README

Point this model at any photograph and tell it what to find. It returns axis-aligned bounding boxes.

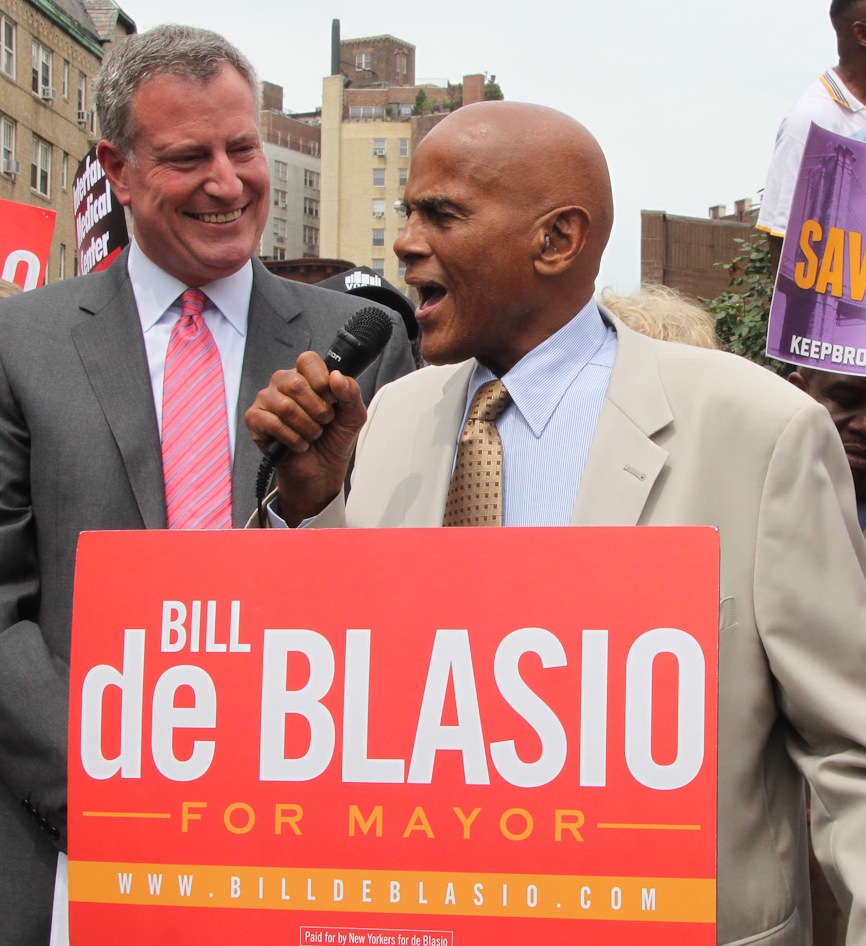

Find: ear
[788,370,807,392]
[853,20,866,46]
[96,139,133,208]
[533,206,591,276]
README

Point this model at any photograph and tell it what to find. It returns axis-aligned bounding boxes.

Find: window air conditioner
[41,87,57,102]
[372,211,385,218]
[2,158,20,175]
[373,148,386,157]
[77,110,91,125]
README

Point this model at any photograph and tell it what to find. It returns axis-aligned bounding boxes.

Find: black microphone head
[324,305,394,378]
[344,306,393,349]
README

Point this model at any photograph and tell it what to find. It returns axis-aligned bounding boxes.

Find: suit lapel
[71,252,167,528]
[571,314,672,526]
[231,262,309,526]
[403,362,473,526]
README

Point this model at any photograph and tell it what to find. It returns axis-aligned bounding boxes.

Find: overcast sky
[125,0,834,293]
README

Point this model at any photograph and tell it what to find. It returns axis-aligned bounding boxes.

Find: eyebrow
[413,195,464,215]
[153,132,260,157]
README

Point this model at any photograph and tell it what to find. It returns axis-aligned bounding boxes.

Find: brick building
[0,0,134,282]
[641,199,757,300]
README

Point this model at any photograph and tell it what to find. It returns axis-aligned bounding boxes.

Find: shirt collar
[821,69,866,112]
[467,298,615,436]
[127,238,252,337]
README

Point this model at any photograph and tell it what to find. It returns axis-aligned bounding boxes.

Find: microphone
[264,306,393,465]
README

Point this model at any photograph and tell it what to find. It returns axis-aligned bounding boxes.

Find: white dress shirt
[127,239,251,458]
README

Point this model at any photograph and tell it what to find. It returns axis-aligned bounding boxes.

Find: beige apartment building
[0,0,134,282]
[320,34,490,293]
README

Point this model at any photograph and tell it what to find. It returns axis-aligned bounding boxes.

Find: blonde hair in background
[601,284,719,350]
[0,279,22,299]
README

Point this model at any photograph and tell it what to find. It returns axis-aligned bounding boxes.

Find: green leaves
[702,235,789,374]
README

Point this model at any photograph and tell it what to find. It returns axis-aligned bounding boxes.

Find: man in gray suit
[0,24,414,946]
[247,102,866,945]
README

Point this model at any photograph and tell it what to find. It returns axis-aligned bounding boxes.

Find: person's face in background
[790,367,866,502]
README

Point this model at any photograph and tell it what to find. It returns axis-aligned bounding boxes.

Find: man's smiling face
[101,65,270,286]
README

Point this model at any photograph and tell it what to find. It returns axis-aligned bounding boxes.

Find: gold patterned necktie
[443,379,511,527]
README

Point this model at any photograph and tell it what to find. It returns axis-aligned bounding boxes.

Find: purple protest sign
[768,123,866,374]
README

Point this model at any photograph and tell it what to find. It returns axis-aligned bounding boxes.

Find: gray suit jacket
[311,313,866,946]
[0,249,415,946]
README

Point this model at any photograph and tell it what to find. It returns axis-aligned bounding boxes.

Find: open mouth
[417,283,447,312]
[187,208,244,224]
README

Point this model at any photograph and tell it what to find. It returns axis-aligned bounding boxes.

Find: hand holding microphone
[265,306,393,464]
[247,307,393,525]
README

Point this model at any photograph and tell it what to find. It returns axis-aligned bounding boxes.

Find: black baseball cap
[317,266,418,340]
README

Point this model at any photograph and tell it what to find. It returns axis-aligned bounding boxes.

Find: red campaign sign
[67,527,719,946]
[0,197,56,289]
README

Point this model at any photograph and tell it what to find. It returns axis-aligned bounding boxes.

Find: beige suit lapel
[402,361,474,526]
[571,314,673,526]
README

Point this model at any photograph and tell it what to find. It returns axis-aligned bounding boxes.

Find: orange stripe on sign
[69,862,715,923]
[82,812,171,819]
[596,823,701,831]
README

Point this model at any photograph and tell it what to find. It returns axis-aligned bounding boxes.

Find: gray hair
[94,24,259,155]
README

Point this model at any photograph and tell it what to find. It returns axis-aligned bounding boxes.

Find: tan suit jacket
[311,314,866,946]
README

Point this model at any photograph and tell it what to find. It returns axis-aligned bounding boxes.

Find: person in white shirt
[758,0,866,273]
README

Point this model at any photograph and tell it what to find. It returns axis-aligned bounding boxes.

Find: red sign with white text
[0,197,56,289]
[68,527,719,945]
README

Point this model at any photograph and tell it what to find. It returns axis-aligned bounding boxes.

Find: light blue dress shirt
[458,298,617,526]
[127,239,251,459]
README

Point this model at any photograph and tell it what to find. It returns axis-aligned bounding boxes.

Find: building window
[62,60,69,99]
[304,197,319,218]
[303,225,319,247]
[372,168,385,187]
[1,16,15,79]
[77,73,86,114]
[31,135,51,196]
[1,116,15,174]
[373,138,386,157]
[273,159,288,181]
[372,198,385,218]
[355,51,372,71]
[59,244,66,280]
[372,228,385,247]
[371,258,385,277]
[273,247,286,260]
[399,138,409,158]
[31,41,52,97]
[304,169,320,189]
[61,151,68,189]
[398,260,407,279]
[349,105,385,122]
[273,217,287,241]
[395,53,407,77]
[399,168,408,188]
[273,188,287,209]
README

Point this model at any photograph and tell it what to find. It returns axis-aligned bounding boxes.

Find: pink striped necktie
[161,288,233,529]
